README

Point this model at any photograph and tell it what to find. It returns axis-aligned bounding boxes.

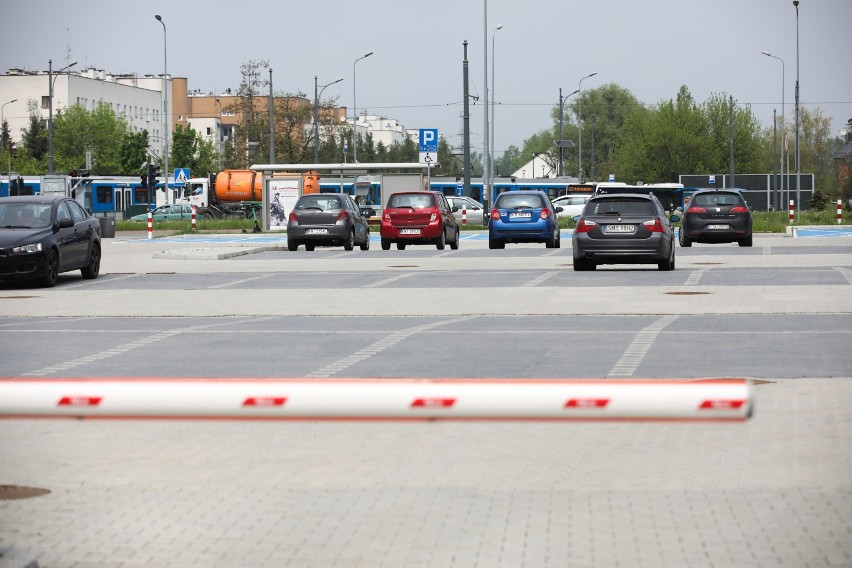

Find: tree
[51,102,128,173]
[704,93,765,175]
[20,99,48,163]
[119,130,149,175]
[170,124,199,173]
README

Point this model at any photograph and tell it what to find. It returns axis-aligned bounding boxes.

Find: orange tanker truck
[184,170,319,219]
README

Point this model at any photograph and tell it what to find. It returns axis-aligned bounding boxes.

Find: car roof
[589,192,654,201]
[498,190,546,196]
[0,195,67,204]
[692,188,742,195]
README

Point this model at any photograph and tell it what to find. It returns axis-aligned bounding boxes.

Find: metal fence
[679,174,814,211]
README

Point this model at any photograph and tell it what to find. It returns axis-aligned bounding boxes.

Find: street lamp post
[215,98,223,171]
[558,88,579,177]
[314,76,343,164]
[793,0,801,220]
[48,60,77,174]
[577,72,597,182]
[2,98,17,187]
[352,51,373,163]
[761,50,785,211]
[490,24,502,195]
[154,15,169,204]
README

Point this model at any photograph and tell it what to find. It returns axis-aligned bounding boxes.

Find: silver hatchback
[287,193,370,252]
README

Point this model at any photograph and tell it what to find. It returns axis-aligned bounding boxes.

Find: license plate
[603,224,635,233]
[707,224,729,230]
[509,212,531,219]
[400,228,421,235]
[305,229,328,235]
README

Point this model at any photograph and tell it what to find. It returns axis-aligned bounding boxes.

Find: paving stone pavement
[1,378,851,567]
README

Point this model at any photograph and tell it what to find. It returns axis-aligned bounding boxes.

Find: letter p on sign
[419,129,438,153]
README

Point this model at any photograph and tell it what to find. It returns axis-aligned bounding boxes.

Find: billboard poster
[267,178,300,231]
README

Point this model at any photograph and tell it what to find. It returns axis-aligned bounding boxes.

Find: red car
[380,191,460,250]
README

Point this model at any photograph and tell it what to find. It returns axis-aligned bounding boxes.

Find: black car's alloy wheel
[41,249,59,287]
[81,243,100,279]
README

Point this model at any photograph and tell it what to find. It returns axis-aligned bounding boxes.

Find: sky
[2,0,850,161]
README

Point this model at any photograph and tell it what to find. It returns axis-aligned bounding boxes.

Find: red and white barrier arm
[0,378,753,421]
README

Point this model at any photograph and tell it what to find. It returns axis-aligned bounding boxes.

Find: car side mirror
[555,206,563,213]
[572,215,581,223]
[669,213,681,223]
[451,206,459,213]
[58,218,74,229]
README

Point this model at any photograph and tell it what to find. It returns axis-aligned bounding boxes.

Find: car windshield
[388,194,433,209]
[297,196,341,210]
[0,203,53,229]
[588,198,654,216]
[497,195,544,209]
[693,193,743,207]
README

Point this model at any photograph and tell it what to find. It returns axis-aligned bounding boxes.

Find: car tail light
[575,219,596,233]
[686,206,707,214]
[337,210,349,222]
[540,208,550,220]
[490,209,501,221]
[288,211,298,223]
[729,206,749,213]
[643,218,664,233]
[429,212,437,222]
[383,213,391,223]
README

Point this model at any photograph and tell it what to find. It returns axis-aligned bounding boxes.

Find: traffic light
[140,174,148,188]
[147,163,159,189]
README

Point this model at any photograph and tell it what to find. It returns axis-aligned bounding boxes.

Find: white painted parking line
[685,267,708,286]
[362,273,417,288]
[607,315,680,378]
[834,267,852,285]
[522,271,558,287]
[207,274,277,289]
[306,316,476,378]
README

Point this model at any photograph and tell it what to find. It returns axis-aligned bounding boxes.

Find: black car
[572,193,677,271]
[287,193,370,251]
[679,189,753,247]
[0,195,102,287]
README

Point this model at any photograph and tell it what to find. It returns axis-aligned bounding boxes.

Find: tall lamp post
[761,51,785,211]
[314,76,343,164]
[2,98,17,186]
[489,24,502,193]
[558,88,579,177]
[48,60,77,174]
[154,14,169,204]
[577,72,597,182]
[793,0,801,220]
[215,98,223,171]
[352,51,373,163]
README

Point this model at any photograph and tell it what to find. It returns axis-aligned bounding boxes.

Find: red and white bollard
[838,199,843,225]
[191,206,197,232]
[147,211,153,240]
[789,199,795,224]
[462,208,467,224]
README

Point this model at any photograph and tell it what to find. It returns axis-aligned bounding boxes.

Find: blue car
[488,190,562,249]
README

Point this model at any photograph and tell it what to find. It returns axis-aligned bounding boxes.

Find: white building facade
[0,67,167,149]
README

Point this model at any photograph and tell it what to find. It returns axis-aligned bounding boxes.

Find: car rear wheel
[305,244,315,252]
[41,249,59,287]
[545,227,559,248]
[381,238,391,251]
[658,244,675,271]
[436,230,446,250]
[450,230,459,250]
[397,243,406,250]
[360,233,370,251]
[288,239,299,251]
[81,242,100,279]
[739,235,753,247]
[344,229,355,251]
[573,258,595,271]
[488,239,504,249]
[678,230,692,247]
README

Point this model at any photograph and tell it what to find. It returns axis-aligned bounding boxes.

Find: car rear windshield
[388,194,434,209]
[496,194,545,209]
[587,198,655,216]
[296,196,341,210]
[692,193,744,207]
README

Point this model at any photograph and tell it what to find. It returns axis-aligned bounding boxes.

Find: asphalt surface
[1,230,850,567]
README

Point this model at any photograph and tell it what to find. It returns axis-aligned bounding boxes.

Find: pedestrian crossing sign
[174,168,190,185]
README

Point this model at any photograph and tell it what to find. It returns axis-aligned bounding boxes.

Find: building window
[41,96,49,109]
[206,127,212,136]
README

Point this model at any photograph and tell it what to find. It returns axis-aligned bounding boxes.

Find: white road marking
[607,315,680,378]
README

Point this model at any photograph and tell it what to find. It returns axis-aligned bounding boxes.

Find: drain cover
[0,485,51,500]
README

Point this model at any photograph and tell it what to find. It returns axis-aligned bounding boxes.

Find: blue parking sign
[419,129,438,153]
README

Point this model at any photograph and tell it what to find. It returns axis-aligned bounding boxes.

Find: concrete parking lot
[1,231,850,567]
